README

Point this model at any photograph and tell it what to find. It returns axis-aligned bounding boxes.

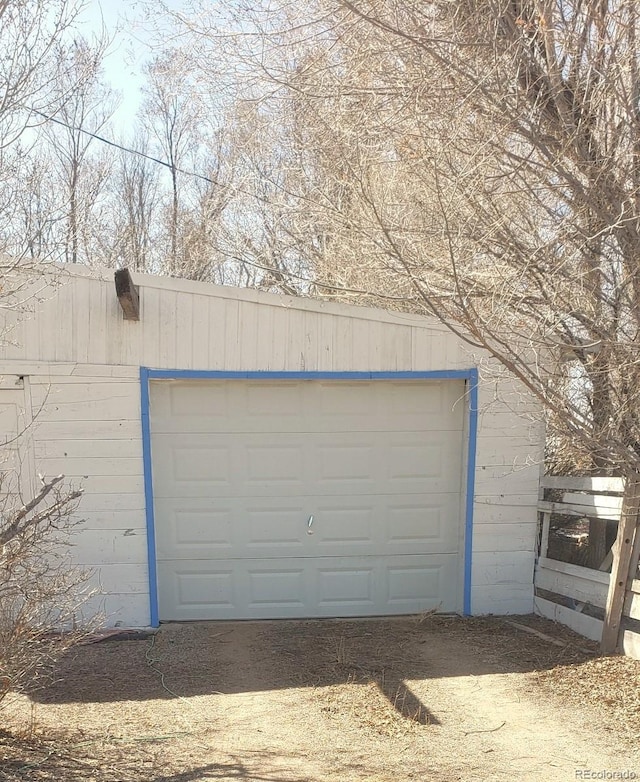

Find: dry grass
[533,655,640,744]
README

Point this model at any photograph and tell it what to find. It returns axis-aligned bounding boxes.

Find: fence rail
[534,475,640,658]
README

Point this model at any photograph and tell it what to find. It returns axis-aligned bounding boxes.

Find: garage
[148,377,466,620]
[0,267,544,626]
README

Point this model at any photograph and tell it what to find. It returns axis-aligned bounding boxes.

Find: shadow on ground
[148,754,370,782]
[0,731,343,782]
[150,762,307,782]
[31,615,596,728]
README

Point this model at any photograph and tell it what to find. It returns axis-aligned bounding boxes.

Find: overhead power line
[27,106,219,186]
[23,107,414,304]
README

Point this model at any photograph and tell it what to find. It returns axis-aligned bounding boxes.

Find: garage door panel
[384,496,461,551]
[386,441,460,493]
[154,431,462,498]
[312,505,373,545]
[151,380,465,434]
[245,506,308,546]
[167,381,228,418]
[155,493,460,559]
[167,507,235,551]
[317,566,374,608]
[316,443,376,484]
[364,380,463,420]
[316,382,382,417]
[246,444,305,484]
[174,568,235,609]
[248,569,307,608]
[153,433,309,497]
[245,382,306,417]
[158,555,459,620]
[171,445,231,484]
[156,499,308,558]
[312,494,460,555]
[387,563,445,604]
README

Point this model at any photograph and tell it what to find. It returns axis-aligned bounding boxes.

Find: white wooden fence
[534,476,640,658]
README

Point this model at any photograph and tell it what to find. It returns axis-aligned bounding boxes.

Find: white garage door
[150,379,466,620]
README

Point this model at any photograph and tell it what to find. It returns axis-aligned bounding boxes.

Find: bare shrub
[0,474,97,705]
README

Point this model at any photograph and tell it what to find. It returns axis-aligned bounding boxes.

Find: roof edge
[60,263,452,332]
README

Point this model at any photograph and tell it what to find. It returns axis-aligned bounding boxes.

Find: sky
[76,0,188,133]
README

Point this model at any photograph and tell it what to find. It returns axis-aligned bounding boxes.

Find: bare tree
[2,148,65,261]
[0,0,97,261]
[142,49,207,274]
[42,36,117,266]
[170,1,640,488]
[109,132,162,273]
[201,99,314,292]
[0,0,84,154]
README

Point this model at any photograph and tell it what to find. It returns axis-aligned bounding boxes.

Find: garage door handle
[307,515,314,535]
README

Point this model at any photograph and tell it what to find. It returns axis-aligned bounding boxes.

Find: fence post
[601,477,640,655]
[539,512,551,560]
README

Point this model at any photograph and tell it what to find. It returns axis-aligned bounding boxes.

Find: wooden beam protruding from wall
[115,268,140,321]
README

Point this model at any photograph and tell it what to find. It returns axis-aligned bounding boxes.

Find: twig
[145,634,225,703]
[210,630,235,640]
[0,476,64,547]
[463,721,506,736]
[73,731,195,747]
[503,619,594,655]
[503,619,567,647]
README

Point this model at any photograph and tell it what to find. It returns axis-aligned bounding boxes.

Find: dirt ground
[1,615,639,782]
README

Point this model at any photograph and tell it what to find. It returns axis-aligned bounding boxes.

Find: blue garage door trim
[140,368,479,627]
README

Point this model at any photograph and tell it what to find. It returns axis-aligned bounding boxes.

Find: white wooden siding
[0,266,544,625]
